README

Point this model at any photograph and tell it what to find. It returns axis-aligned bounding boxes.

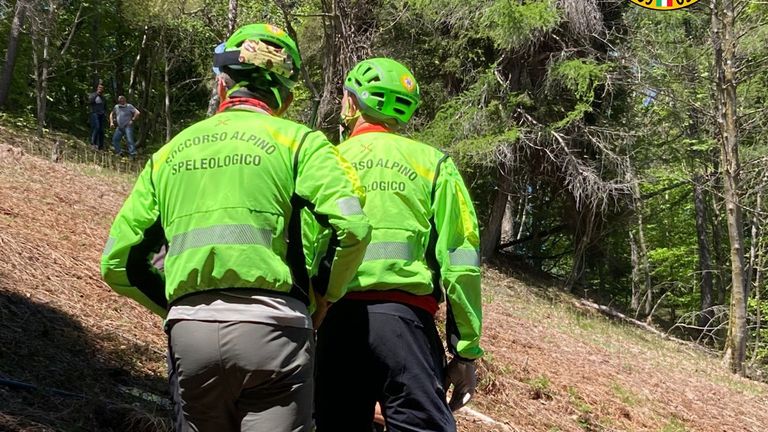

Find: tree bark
[206,0,239,117]
[29,1,83,135]
[128,26,149,98]
[712,0,747,376]
[137,47,154,148]
[276,0,322,126]
[114,0,125,96]
[32,46,47,136]
[317,0,375,130]
[90,3,99,86]
[710,165,728,305]
[481,163,512,260]
[694,178,715,330]
[0,0,27,108]
[227,0,238,37]
[629,171,652,314]
[752,237,763,363]
[630,231,640,311]
[163,33,172,142]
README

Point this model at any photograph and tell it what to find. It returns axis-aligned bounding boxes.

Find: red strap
[344,290,439,316]
[217,97,273,115]
[350,123,390,137]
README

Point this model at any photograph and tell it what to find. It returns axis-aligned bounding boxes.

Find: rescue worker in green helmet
[313,58,483,431]
[101,23,371,431]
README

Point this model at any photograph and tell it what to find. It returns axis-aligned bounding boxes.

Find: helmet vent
[370,91,385,100]
[395,96,413,107]
[393,107,406,115]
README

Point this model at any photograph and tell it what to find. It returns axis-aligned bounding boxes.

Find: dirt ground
[1,136,767,431]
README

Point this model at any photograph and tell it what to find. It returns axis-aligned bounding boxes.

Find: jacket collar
[217,97,273,115]
[350,123,390,137]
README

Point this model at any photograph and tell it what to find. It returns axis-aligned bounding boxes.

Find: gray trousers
[168,320,314,432]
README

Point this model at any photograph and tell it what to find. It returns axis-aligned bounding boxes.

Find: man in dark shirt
[88,83,107,150]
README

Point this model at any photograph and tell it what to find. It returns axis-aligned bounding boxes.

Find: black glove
[444,357,477,411]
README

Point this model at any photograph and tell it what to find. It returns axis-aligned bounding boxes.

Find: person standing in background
[88,83,107,150]
[109,95,140,158]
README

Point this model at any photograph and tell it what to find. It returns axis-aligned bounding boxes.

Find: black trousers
[315,300,455,432]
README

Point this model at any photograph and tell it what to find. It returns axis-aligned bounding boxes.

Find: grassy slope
[0,128,766,431]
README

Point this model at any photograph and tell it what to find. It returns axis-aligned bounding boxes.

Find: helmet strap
[340,92,362,132]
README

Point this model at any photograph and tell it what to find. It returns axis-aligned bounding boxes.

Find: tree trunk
[317,0,375,130]
[0,0,27,108]
[630,231,640,311]
[629,176,652,315]
[206,0,239,117]
[276,0,322,126]
[128,26,149,98]
[481,163,512,260]
[747,181,764,362]
[712,0,747,376]
[638,217,652,315]
[752,237,763,363]
[28,0,82,135]
[318,0,340,129]
[90,4,99,86]
[515,188,528,240]
[163,34,172,142]
[710,165,727,305]
[137,48,154,148]
[694,178,715,331]
[114,0,125,95]
[32,28,51,137]
[227,0,238,36]
[568,207,596,293]
[500,197,514,245]
[747,190,761,296]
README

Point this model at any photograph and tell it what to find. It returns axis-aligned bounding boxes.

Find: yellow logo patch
[400,74,416,92]
[266,24,286,36]
[629,0,700,10]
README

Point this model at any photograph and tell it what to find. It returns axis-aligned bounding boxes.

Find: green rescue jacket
[307,130,483,359]
[101,108,371,317]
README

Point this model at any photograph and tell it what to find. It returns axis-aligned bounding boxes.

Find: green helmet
[214,24,301,105]
[344,58,420,126]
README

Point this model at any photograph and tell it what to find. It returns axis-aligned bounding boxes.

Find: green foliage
[610,382,637,407]
[481,0,560,50]
[418,71,525,165]
[526,374,553,400]
[567,386,592,414]
[549,59,611,104]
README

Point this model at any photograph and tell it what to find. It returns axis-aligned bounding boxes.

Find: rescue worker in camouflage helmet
[311,57,484,431]
[101,23,371,431]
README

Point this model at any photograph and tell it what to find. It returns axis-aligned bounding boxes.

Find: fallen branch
[457,406,516,431]
[572,299,715,354]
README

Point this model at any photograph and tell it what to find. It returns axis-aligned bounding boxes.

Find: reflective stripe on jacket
[101,108,371,317]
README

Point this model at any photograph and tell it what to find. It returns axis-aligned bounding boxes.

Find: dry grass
[459,268,768,431]
[0,138,169,431]
[1,127,768,431]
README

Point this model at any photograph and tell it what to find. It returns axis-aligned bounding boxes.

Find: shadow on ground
[0,290,171,432]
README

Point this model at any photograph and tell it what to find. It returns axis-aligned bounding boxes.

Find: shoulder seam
[431,154,450,204]
[292,130,314,183]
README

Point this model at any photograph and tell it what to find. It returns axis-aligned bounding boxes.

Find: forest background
[0,0,767,378]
